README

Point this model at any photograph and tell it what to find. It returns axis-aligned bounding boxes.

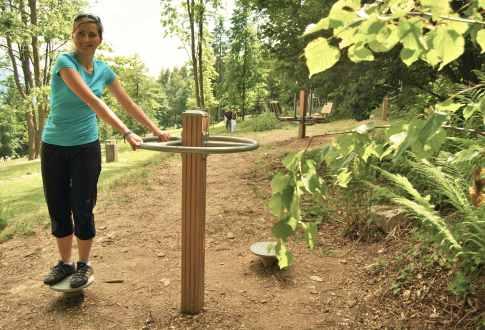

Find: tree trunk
[197,1,205,109]
[187,0,201,108]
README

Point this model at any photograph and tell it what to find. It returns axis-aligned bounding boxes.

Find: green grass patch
[0,140,169,242]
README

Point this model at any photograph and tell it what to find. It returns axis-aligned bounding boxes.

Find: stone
[370,205,408,233]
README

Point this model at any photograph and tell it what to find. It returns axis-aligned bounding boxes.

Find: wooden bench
[310,102,333,123]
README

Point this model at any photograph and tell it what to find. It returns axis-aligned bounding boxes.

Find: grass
[0,140,170,241]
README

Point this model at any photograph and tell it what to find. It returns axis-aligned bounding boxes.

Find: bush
[238,112,283,132]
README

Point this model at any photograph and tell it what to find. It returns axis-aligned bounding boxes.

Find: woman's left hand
[155,130,170,142]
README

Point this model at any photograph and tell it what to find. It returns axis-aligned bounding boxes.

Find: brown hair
[73,14,103,38]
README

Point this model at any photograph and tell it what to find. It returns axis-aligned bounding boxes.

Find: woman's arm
[59,68,142,149]
[108,78,169,141]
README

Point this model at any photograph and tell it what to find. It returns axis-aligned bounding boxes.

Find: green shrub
[238,112,282,132]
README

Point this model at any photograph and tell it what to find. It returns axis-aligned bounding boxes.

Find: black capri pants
[41,140,101,240]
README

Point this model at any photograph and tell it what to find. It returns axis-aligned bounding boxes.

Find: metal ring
[139,135,259,154]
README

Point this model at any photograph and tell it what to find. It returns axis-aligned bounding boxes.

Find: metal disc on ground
[250,241,277,267]
[48,275,95,293]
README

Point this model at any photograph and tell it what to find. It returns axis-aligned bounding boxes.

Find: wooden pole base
[181,110,208,314]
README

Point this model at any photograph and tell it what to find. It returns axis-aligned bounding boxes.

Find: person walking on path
[223,110,233,132]
[41,13,169,289]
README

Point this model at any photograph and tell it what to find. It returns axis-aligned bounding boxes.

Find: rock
[157,252,166,258]
[310,275,323,282]
[226,232,235,239]
[370,205,408,233]
[340,259,348,264]
[160,278,170,287]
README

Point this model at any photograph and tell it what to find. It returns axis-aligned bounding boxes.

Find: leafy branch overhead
[304,0,485,77]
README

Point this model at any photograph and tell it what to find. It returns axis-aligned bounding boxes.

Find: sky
[89,0,188,77]
[89,0,234,77]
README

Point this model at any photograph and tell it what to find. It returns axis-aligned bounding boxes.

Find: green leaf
[373,25,400,52]
[269,194,284,218]
[389,0,415,17]
[272,221,293,239]
[275,241,293,269]
[434,27,465,70]
[421,0,451,20]
[302,222,318,249]
[328,0,360,29]
[436,100,463,113]
[476,29,485,54]
[305,38,341,77]
[400,47,421,66]
[479,0,485,9]
[304,18,330,36]
[399,19,425,50]
[271,173,291,193]
[286,216,298,231]
[282,151,303,171]
[348,44,374,62]
[336,168,352,187]
[463,103,480,120]
[338,27,357,48]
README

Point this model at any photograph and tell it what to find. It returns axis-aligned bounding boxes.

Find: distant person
[223,110,233,132]
[230,111,237,133]
[41,13,170,289]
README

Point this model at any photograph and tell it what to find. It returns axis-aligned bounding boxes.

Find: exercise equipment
[139,110,258,314]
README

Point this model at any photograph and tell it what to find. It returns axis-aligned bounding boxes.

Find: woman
[41,13,169,288]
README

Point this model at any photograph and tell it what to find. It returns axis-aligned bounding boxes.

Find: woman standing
[41,14,169,288]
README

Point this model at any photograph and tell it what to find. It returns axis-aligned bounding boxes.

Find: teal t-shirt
[42,52,116,146]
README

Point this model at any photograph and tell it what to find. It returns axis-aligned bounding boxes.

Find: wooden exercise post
[181,110,208,314]
[298,89,308,139]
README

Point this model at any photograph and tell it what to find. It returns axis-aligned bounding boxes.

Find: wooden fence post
[298,89,308,139]
[381,95,389,121]
[105,140,118,163]
[181,110,208,314]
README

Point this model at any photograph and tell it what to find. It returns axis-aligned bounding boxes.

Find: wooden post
[381,95,389,121]
[181,110,208,314]
[105,140,118,163]
[298,89,308,139]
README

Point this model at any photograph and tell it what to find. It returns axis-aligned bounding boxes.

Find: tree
[223,1,265,119]
[0,0,86,159]
[161,0,221,110]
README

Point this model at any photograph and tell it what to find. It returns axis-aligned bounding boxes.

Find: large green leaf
[421,0,451,20]
[349,44,374,62]
[271,173,291,193]
[272,221,293,239]
[477,29,485,54]
[434,27,465,70]
[305,38,341,77]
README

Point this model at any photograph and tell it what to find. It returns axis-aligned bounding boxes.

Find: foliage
[304,0,485,77]
[222,1,266,119]
[237,112,282,132]
[0,0,87,159]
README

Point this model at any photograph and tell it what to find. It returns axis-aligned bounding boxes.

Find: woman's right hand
[125,132,143,150]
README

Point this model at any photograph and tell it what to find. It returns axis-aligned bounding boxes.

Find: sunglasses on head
[74,14,100,23]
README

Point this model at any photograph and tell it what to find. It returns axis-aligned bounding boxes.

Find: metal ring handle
[139,135,259,154]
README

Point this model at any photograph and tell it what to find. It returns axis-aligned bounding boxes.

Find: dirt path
[0,128,394,329]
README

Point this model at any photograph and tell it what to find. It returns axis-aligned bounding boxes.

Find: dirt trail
[0,130,390,329]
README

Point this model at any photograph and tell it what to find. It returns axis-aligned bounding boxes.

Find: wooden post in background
[298,89,308,139]
[181,110,208,314]
[381,95,389,121]
[105,140,118,163]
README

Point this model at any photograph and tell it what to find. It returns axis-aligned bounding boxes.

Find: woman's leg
[56,235,73,263]
[70,140,101,262]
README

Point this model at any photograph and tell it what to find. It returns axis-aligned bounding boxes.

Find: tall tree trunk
[197,0,205,109]
[187,0,201,108]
